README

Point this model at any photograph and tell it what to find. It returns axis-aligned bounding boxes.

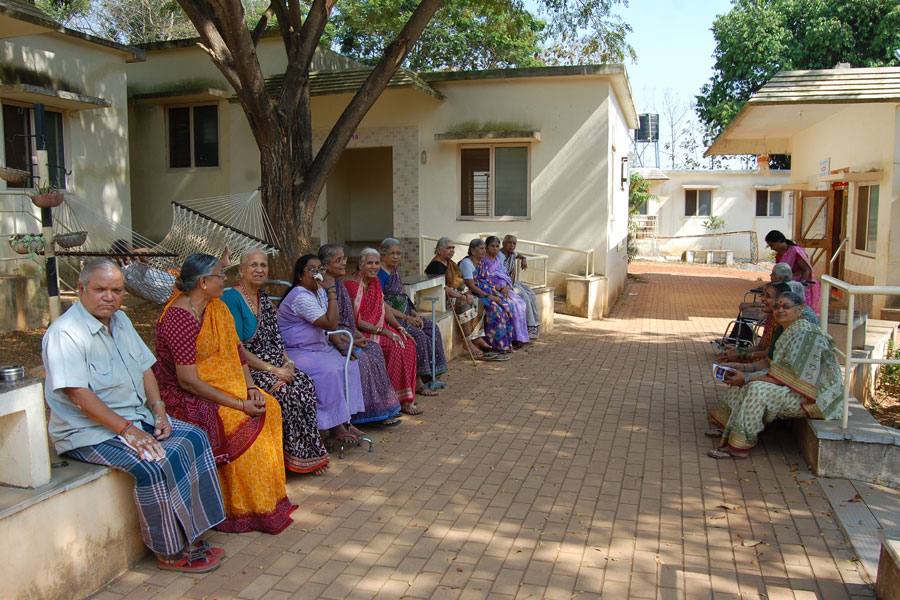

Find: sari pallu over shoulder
[157,293,265,464]
[767,319,843,420]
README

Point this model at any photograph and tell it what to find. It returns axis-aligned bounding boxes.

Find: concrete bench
[682,249,734,265]
[402,273,446,314]
[827,309,868,351]
[877,532,900,600]
[0,378,51,488]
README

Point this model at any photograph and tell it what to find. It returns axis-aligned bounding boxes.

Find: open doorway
[324,147,394,259]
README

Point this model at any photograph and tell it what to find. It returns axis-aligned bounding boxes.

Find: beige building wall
[0,32,134,239]
[127,46,634,307]
[786,103,897,314]
[647,170,791,259]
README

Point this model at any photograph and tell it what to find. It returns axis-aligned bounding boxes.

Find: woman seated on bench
[707,289,842,459]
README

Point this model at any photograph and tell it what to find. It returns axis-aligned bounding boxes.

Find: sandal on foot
[401,403,423,415]
[704,428,724,438]
[333,432,358,445]
[707,448,748,460]
[157,548,224,573]
[377,417,402,427]
[347,425,364,438]
[416,386,438,397]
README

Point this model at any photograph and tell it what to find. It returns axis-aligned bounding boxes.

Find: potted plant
[0,166,30,185]
[54,230,88,248]
[30,182,64,208]
[8,233,46,257]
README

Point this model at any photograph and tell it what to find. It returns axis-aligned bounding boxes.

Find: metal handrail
[419,234,551,288]
[830,237,848,268]
[819,274,900,428]
[478,233,595,277]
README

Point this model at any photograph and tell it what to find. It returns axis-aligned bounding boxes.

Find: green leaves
[697,0,900,140]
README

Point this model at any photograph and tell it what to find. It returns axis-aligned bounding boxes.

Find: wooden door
[793,190,835,277]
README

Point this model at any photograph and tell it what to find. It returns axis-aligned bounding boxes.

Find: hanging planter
[757,154,771,175]
[31,192,65,209]
[0,166,30,185]
[54,231,87,249]
[8,234,46,256]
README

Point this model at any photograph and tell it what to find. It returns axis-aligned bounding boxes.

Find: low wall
[0,458,145,600]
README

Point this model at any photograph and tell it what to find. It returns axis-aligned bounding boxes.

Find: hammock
[52,190,281,303]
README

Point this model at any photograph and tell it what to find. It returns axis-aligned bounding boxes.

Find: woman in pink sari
[343,248,422,415]
[765,230,821,315]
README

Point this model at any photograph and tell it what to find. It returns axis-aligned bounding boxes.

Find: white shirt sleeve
[291,288,327,323]
[459,258,475,280]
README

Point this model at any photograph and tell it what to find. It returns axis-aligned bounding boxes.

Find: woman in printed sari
[707,290,842,459]
[221,249,330,474]
[277,255,366,445]
[154,253,297,534]
[501,235,540,338]
[477,236,530,345]
[424,237,498,360]
[460,238,515,353]
[765,230,821,315]
[318,243,402,426]
[344,248,423,414]
[378,237,446,389]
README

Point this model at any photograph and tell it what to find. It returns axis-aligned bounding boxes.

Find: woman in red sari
[343,248,421,415]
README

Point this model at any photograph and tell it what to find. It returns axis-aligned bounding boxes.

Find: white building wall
[0,33,133,227]
[646,170,791,259]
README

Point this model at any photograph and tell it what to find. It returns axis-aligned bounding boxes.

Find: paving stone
[94,264,875,600]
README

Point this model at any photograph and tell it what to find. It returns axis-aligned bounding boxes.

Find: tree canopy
[39,0,634,71]
[696,0,900,142]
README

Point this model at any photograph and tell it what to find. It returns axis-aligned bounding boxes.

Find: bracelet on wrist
[118,422,133,436]
[149,400,165,410]
[239,399,245,411]
[266,363,273,372]
[744,373,750,384]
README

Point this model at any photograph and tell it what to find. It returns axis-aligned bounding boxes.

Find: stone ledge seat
[682,249,734,265]
[877,531,900,600]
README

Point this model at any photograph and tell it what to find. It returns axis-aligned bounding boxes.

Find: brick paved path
[91,264,873,600]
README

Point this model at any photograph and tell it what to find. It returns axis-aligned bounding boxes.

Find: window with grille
[460,145,529,218]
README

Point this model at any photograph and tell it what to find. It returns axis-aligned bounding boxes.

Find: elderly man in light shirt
[42,258,226,573]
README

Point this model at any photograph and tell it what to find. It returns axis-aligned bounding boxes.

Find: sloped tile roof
[262,67,444,100]
[748,66,900,105]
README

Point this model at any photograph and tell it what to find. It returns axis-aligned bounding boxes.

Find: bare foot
[401,401,423,415]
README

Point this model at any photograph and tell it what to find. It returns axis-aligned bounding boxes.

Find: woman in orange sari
[154,253,296,534]
[343,248,421,415]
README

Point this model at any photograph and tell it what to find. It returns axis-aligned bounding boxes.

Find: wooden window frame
[457,143,531,221]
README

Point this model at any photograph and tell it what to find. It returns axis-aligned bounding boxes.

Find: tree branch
[303,0,444,198]
[251,3,276,46]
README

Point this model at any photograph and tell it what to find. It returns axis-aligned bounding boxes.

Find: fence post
[819,279,830,336]
[842,293,854,429]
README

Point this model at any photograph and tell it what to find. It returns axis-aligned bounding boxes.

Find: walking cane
[327,329,374,458]
[423,296,446,391]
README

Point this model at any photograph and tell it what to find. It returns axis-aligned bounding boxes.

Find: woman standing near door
[765,230,821,315]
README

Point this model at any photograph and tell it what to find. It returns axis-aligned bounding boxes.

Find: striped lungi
[66,418,225,557]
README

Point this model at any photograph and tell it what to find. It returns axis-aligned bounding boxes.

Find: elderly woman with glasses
[277,255,366,446]
[318,244,402,426]
[221,249,330,474]
[378,237,447,392]
[707,290,842,459]
[154,253,297,534]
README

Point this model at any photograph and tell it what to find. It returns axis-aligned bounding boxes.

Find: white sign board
[819,158,830,177]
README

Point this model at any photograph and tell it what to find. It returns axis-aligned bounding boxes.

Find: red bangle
[118,422,133,436]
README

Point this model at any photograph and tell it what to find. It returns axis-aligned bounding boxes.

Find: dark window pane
[44,111,65,189]
[460,148,490,216]
[698,189,711,216]
[168,107,191,168]
[2,104,32,187]
[494,146,528,217]
[756,189,768,216]
[685,189,697,216]
[193,105,218,167]
[855,186,869,251]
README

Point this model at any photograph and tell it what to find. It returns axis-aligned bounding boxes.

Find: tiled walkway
[91,264,874,599]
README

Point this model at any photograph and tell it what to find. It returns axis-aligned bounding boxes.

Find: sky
[616,0,735,113]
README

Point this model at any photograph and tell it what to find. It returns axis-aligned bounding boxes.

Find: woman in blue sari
[460,238,515,353]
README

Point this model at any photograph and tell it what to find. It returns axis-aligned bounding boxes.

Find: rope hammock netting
[51,190,281,303]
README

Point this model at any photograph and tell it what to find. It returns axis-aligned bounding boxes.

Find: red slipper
[157,547,224,573]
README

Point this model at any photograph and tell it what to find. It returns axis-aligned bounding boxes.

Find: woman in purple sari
[477,236,530,344]
[378,238,447,392]
[319,244,402,427]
